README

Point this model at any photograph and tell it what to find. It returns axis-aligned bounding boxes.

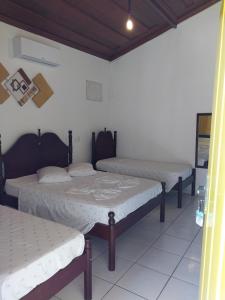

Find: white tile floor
[53,192,202,300]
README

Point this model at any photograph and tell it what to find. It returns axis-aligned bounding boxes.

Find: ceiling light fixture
[126,0,133,31]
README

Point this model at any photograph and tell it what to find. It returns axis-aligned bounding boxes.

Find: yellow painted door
[199,1,225,299]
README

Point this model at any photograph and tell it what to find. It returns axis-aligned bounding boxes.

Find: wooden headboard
[92,129,117,168]
[0,130,73,181]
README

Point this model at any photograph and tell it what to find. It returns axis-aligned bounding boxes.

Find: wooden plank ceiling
[0,0,219,61]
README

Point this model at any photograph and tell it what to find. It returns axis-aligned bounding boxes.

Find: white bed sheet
[96,158,192,192]
[17,172,162,234]
[0,205,84,300]
[5,174,37,198]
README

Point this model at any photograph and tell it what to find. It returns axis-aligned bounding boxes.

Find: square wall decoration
[4,68,38,106]
[0,62,54,107]
[0,63,10,104]
[0,62,9,82]
[86,80,103,102]
[32,73,54,108]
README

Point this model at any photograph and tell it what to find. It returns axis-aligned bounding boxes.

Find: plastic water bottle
[196,185,205,227]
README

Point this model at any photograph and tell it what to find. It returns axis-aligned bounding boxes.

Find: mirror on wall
[195,113,212,169]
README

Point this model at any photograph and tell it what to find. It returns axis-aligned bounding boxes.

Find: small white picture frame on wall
[86,80,102,102]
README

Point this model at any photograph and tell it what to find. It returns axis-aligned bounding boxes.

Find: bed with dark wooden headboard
[0,130,92,300]
[92,129,116,168]
[92,129,196,208]
[0,129,166,271]
[0,130,72,208]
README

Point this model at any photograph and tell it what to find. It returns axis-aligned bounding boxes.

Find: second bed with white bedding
[0,205,84,300]
[96,158,192,192]
[5,172,162,234]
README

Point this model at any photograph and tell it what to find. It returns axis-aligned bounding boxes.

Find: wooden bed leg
[178,177,182,208]
[160,182,166,222]
[84,238,92,300]
[0,134,4,203]
[108,212,116,271]
[91,132,96,169]
[191,168,196,196]
[68,130,73,164]
[113,131,117,157]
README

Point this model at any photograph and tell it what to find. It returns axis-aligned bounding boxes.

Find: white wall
[0,22,110,161]
[0,3,220,187]
[108,3,220,188]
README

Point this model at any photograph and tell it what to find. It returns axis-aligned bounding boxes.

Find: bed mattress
[8,172,162,234]
[5,174,37,198]
[96,158,192,192]
[0,205,84,300]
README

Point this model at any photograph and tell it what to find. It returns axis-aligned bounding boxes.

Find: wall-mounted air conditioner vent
[13,36,60,67]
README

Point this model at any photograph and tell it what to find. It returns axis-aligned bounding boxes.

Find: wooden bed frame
[21,238,92,300]
[0,129,73,209]
[92,129,196,209]
[89,188,165,271]
[0,130,165,271]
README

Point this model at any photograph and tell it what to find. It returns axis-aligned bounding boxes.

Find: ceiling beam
[146,0,177,28]
[110,23,171,61]
[0,0,111,60]
[64,0,131,41]
[0,14,110,60]
[10,0,115,50]
[111,0,153,31]
[177,0,220,23]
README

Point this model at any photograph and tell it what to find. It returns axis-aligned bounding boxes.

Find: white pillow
[68,162,97,177]
[37,166,72,183]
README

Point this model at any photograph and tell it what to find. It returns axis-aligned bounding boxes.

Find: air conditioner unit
[13,36,60,67]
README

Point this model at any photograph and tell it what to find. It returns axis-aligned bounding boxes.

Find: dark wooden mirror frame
[195,113,212,169]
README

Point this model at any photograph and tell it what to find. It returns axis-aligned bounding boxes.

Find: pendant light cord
[128,0,131,15]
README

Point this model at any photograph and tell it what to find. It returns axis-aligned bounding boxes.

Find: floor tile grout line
[139,204,200,298]
[169,276,200,287]
[155,274,174,300]
[153,195,199,299]
[152,196,197,298]
[95,194,197,299]
[55,195,196,300]
[156,227,201,299]
[136,252,183,275]
[92,273,117,285]
[93,252,139,285]
[139,196,195,255]
[113,195,196,284]
[149,245,182,257]
[135,261,175,277]
[165,230,200,242]
[114,285,149,300]
[94,273,117,285]
[96,258,140,298]
[100,285,115,300]
[106,198,184,281]
[101,284,148,300]
[112,196,195,298]
[172,275,200,287]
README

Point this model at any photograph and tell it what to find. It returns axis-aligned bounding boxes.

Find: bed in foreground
[0,130,165,271]
[0,205,92,300]
[92,129,196,208]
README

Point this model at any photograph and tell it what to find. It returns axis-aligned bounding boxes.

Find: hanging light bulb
[126,0,134,31]
[126,17,133,31]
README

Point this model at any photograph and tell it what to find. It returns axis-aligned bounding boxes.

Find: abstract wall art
[0,63,10,104]
[4,68,38,106]
[0,62,54,107]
